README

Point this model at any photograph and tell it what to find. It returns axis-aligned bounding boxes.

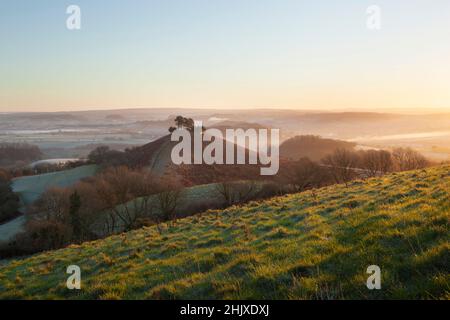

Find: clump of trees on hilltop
[169,116,195,133]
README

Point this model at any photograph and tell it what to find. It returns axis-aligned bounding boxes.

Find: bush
[257,182,286,199]
[88,146,127,166]
[15,220,73,252]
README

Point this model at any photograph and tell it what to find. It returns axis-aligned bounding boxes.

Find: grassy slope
[0,166,449,300]
[12,165,98,208]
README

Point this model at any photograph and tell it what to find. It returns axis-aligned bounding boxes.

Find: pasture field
[0,166,448,299]
[11,165,98,208]
[0,216,26,243]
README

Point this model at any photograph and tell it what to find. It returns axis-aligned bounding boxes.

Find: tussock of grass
[0,166,449,299]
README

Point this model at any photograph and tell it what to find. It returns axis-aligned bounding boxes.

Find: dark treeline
[0,143,43,167]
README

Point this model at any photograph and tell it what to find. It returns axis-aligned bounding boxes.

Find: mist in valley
[1,108,450,164]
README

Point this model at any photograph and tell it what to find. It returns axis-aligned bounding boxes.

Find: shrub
[15,220,73,252]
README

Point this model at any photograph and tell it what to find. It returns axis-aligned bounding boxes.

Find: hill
[0,166,448,299]
[127,131,261,177]
[126,135,173,173]
[280,135,356,161]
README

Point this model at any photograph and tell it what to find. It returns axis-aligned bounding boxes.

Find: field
[0,166,448,299]
[0,165,99,243]
[11,165,98,208]
[0,216,26,243]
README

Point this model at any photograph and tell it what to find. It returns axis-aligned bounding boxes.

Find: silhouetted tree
[173,116,195,132]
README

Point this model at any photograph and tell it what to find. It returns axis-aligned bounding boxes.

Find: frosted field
[12,165,98,208]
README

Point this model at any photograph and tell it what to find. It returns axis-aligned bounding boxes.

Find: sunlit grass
[0,166,449,299]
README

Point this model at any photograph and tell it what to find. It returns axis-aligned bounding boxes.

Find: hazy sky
[1,0,450,112]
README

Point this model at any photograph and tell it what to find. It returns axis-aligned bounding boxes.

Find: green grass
[0,166,449,300]
[11,165,98,208]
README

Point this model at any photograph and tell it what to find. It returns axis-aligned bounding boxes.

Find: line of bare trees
[209,146,431,207]
[322,147,430,187]
[6,167,184,255]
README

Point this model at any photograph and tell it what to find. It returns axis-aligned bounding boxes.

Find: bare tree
[378,150,394,175]
[322,148,359,187]
[359,150,393,177]
[215,181,235,206]
[123,170,159,228]
[392,147,429,171]
[30,187,71,223]
[215,180,258,206]
[282,157,322,192]
[91,167,160,232]
[155,178,184,222]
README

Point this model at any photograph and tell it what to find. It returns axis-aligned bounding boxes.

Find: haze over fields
[1,109,450,161]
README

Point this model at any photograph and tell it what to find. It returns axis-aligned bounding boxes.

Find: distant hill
[127,132,358,182]
[212,120,270,131]
[127,134,261,179]
[1,165,448,299]
[127,122,269,176]
[105,114,126,121]
[280,135,356,161]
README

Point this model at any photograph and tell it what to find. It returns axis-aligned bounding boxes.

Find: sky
[1,0,450,112]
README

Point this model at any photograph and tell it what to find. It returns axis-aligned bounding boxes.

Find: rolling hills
[0,165,448,299]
